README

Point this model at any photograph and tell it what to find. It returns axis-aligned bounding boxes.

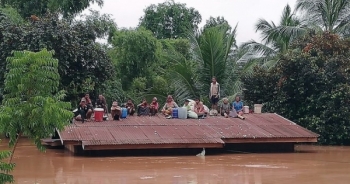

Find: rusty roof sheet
[59,113,319,147]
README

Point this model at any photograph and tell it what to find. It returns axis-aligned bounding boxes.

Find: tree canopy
[110,27,159,91]
[202,16,232,33]
[243,32,350,145]
[0,49,73,162]
[139,0,202,39]
[0,149,14,183]
[0,12,115,104]
[0,0,103,18]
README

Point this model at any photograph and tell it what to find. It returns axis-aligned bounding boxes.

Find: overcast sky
[84,0,297,44]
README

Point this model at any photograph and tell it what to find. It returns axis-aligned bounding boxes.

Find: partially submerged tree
[0,147,14,183]
[0,49,73,164]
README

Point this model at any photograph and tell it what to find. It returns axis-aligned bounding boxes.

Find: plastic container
[178,107,187,119]
[243,106,249,114]
[254,104,263,114]
[121,108,128,118]
[94,108,104,122]
[172,108,178,118]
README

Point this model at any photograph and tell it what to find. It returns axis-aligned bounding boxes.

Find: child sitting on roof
[111,101,121,120]
[149,97,159,116]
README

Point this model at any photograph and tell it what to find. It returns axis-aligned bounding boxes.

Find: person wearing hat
[75,98,93,122]
[110,101,121,120]
[149,97,159,116]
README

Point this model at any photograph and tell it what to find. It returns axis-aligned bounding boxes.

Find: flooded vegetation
[1,139,350,184]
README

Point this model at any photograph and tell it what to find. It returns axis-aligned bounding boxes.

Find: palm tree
[162,25,242,104]
[296,0,350,36]
[241,4,306,69]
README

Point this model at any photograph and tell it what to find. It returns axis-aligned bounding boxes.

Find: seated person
[74,99,93,123]
[220,98,231,118]
[183,99,191,111]
[137,99,149,116]
[149,97,159,116]
[96,94,107,114]
[83,93,93,110]
[194,98,207,118]
[110,101,121,120]
[161,95,179,119]
[232,96,245,120]
[125,99,135,116]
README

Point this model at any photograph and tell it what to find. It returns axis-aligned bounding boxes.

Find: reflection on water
[1,139,350,184]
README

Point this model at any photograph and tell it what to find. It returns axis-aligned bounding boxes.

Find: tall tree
[163,25,241,104]
[202,16,231,33]
[296,0,350,36]
[110,27,159,91]
[0,49,72,164]
[0,5,24,24]
[242,33,350,145]
[139,0,202,39]
[0,0,103,18]
[0,12,115,104]
[242,4,305,69]
[0,148,14,183]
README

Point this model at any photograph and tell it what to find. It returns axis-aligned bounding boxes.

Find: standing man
[209,77,220,115]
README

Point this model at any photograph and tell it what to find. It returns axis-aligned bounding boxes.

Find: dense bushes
[243,33,350,145]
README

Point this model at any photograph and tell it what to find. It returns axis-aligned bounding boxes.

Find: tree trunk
[8,132,21,164]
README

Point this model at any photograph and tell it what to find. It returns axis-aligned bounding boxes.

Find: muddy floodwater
[1,139,350,184]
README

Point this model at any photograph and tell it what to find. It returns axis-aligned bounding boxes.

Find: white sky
[85,0,297,44]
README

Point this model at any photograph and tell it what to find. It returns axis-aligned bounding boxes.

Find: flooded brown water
[1,139,350,184]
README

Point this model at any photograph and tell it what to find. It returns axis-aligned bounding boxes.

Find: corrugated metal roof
[59,113,319,149]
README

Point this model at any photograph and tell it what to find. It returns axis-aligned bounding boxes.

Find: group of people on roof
[73,77,245,123]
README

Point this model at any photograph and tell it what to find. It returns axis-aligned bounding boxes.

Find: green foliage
[139,0,202,39]
[159,38,191,60]
[202,16,232,33]
[110,27,159,91]
[296,0,350,35]
[0,0,103,18]
[0,49,73,150]
[0,6,24,25]
[80,10,117,42]
[0,149,14,183]
[0,12,114,104]
[241,4,306,71]
[243,33,350,145]
[163,25,242,106]
[100,78,125,106]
